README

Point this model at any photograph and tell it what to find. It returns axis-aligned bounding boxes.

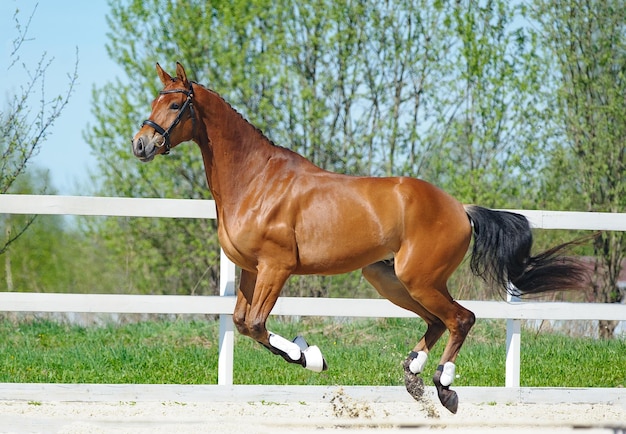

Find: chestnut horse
[132,63,586,413]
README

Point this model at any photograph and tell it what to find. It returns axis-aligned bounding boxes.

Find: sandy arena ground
[0,385,624,433]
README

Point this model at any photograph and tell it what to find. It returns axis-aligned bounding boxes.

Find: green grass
[0,317,623,387]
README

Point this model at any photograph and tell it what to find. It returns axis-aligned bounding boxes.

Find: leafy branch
[0,5,78,255]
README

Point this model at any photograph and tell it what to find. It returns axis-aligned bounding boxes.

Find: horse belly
[293,216,396,275]
[294,246,392,275]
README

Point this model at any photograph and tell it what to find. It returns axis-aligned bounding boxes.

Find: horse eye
[170,102,180,110]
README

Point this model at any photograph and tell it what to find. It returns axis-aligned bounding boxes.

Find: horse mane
[193,81,283,151]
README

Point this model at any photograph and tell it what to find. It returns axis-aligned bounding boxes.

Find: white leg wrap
[302,345,325,373]
[269,332,302,361]
[409,351,428,374]
[440,361,456,387]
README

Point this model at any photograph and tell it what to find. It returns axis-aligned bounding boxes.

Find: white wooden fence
[0,195,625,388]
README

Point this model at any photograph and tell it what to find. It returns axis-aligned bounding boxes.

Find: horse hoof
[437,388,458,414]
[403,358,425,401]
[303,345,328,372]
[433,368,459,414]
[404,372,425,401]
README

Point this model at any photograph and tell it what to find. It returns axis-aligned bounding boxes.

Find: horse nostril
[134,137,144,153]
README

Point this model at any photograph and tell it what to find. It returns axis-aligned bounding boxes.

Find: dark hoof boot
[437,386,458,414]
[403,355,425,401]
[433,367,458,414]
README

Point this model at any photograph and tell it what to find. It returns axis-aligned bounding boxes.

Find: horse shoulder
[216,167,304,271]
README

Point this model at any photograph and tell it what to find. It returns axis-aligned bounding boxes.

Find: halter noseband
[141,81,196,154]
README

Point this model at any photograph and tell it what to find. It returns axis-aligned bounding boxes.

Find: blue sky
[1,1,124,195]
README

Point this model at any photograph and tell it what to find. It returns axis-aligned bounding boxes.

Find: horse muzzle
[132,135,161,162]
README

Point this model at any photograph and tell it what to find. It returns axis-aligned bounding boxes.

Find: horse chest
[216,215,296,272]
[216,222,253,269]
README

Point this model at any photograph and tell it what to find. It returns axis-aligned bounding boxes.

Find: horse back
[289,173,470,274]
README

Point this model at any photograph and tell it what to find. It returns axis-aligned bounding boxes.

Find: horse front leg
[233,268,327,373]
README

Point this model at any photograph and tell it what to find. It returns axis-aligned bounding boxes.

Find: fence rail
[1,194,625,388]
[2,292,626,320]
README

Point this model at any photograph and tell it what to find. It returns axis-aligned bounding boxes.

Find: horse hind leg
[429,300,475,414]
[362,262,447,401]
[401,320,446,404]
[393,239,475,413]
[394,278,474,413]
[407,284,475,414]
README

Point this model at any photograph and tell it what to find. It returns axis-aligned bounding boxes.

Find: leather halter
[141,81,196,154]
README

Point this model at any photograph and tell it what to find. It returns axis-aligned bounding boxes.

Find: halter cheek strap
[141,81,196,155]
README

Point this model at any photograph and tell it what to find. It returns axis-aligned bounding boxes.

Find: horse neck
[193,88,280,208]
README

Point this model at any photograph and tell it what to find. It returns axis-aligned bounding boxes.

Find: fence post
[218,249,236,385]
[505,290,521,388]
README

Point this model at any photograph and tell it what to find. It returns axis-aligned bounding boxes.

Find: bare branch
[8,4,38,70]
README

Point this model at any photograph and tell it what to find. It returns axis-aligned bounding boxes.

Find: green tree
[1,6,77,258]
[88,0,567,298]
[0,169,127,294]
[357,0,455,177]
[0,7,121,296]
[529,1,626,337]
[87,0,457,296]
[86,0,285,294]
[422,0,546,207]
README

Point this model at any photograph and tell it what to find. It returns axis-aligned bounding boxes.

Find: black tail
[465,205,588,297]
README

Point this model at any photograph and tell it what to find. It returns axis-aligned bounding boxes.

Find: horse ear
[175,62,189,86]
[156,63,173,86]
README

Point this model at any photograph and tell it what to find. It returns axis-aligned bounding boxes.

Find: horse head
[132,62,196,162]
